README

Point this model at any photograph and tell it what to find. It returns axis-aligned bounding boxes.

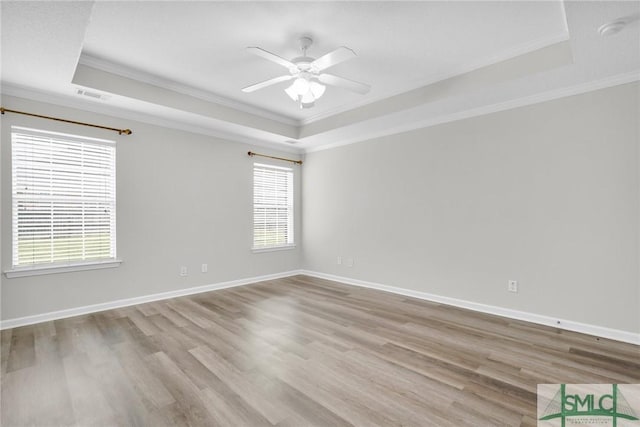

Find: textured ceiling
[1,1,639,152]
[80,1,568,121]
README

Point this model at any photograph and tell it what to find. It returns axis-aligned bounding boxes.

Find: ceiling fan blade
[247,47,296,70]
[318,74,371,95]
[242,75,294,93]
[311,46,356,71]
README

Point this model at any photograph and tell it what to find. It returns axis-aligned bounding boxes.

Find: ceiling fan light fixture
[301,100,315,109]
[245,36,370,109]
[291,77,310,94]
[301,90,316,104]
[310,81,326,99]
[285,84,298,101]
[285,77,326,107]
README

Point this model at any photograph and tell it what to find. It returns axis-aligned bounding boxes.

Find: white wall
[302,82,639,334]
[1,95,302,321]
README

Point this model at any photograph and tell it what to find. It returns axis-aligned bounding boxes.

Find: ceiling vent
[76,88,108,100]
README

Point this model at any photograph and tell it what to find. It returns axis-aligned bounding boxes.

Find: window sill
[4,259,123,278]
[252,245,296,254]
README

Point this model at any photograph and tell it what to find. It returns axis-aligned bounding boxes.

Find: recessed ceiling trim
[303,71,640,154]
[4,70,637,156]
[78,53,300,126]
[300,31,571,125]
[72,63,299,139]
[1,83,304,154]
[299,38,573,140]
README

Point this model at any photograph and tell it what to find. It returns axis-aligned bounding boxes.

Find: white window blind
[11,126,116,268]
[253,163,294,250]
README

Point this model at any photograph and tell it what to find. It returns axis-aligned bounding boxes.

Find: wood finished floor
[1,275,639,427]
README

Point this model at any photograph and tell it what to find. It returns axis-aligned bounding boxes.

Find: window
[10,126,117,272]
[253,163,294,250]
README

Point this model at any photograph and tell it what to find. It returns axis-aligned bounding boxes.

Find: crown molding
[4,70,637,156]
[0,83,304,154]
[301,32,571,126]
[78,30,569,131]
[79,53,300,127]
[304,70,640,153]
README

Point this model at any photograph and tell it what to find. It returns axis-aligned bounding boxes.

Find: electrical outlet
[337,256,342,265]
[346,258,354,268]
[508,280,518,293]
[201,264,208,273]
[180,266,187,277]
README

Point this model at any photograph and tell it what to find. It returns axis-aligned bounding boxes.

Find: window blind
[253,163,294,249]
[11,126,116,267]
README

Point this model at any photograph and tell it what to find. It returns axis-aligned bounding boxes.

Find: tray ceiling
[1,1,639,152]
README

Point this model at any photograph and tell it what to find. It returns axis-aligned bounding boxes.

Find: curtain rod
[0,107,133,135]
[248,151,302,165]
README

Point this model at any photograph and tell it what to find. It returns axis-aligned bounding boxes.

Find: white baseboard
[299,270,640,346]
[0,270,303,330]
[4,269,638,346]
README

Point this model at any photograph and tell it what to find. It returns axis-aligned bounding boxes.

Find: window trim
[9,126,118,275]
[251,244,296,254]
[4,259,123,278]
[252,162,295,251]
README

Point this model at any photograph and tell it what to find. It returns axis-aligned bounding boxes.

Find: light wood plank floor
[2,275,639,426]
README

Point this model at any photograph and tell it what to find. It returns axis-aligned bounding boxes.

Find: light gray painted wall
[2,83,638,335]
[1,95,302,320]
[302,82,639,334]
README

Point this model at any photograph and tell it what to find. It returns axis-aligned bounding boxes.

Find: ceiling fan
[242,36,371,109]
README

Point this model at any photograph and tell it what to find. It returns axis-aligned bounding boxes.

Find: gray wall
[302,82,639,334]
[3,83,639,335]
[1,95,302,320]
